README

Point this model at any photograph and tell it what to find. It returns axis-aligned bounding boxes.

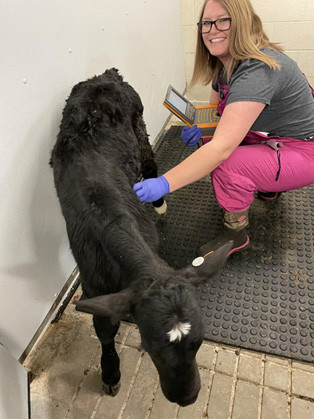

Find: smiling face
[201,0,232,66]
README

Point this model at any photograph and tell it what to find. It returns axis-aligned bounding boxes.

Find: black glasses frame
[197,18,231,34]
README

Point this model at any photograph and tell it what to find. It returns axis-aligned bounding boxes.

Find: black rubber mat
[151,125,314,363]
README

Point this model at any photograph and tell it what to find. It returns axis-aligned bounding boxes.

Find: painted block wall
[180,0,314,101]
[0,0,185,359]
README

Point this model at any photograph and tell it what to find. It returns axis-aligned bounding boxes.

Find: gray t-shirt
[212,50,314,139]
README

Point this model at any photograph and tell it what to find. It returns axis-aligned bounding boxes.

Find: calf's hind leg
[93,316,121,396]
[140,159,166,212]
[134,116,167,214]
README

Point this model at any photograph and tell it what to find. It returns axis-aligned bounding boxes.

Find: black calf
[50,68,229,406]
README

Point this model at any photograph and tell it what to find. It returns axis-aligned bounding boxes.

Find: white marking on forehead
[167,322,191,343]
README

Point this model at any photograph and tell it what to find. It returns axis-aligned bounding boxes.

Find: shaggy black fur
[50,68,229,406]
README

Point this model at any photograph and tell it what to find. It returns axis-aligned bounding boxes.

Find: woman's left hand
[181,125,202,147]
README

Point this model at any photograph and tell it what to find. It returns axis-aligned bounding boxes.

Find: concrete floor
[24,286,314,419]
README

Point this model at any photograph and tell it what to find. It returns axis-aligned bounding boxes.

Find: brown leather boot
[200,209,250,257]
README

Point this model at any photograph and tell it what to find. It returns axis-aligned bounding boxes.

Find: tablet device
[163,85,220,137]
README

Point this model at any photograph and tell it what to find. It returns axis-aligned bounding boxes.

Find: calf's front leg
[93,315,121,396]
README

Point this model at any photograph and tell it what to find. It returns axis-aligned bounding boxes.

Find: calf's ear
[189,241,232,285]
[73,288,133,324]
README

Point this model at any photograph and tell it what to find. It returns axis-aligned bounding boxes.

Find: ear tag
[192,256,205,267]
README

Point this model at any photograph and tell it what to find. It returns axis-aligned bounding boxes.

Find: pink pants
[211,133,314,212]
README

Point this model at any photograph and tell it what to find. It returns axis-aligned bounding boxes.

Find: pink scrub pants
[211,133,314,212]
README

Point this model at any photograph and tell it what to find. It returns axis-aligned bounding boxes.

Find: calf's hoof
[153,200,167,216]
[103,381,121,397]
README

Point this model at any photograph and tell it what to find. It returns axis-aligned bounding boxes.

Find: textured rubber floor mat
[152,125,314,363]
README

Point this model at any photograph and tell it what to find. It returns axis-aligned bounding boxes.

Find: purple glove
[133,176,170,202]
[181,125,202,147]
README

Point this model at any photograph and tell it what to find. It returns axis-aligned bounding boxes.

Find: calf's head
[74,242,231,406]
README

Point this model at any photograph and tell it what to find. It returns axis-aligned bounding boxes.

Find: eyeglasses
[197,18,231,34]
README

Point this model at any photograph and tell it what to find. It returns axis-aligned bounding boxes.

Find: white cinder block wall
[181,0,314,102]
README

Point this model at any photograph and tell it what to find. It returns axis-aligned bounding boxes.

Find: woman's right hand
[181,125,202,147]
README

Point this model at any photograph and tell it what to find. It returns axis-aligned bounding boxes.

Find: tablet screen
[168,90,187,115]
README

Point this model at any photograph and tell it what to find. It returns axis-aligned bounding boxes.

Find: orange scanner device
[163,85,220,138]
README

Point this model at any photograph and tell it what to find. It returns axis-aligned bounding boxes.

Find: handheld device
[163,85,220,137]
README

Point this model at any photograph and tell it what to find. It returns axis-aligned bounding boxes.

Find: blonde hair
[190,0,284,86]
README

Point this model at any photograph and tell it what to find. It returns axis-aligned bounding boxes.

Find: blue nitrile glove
[133,176,170,203]
[181,125,202,147]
